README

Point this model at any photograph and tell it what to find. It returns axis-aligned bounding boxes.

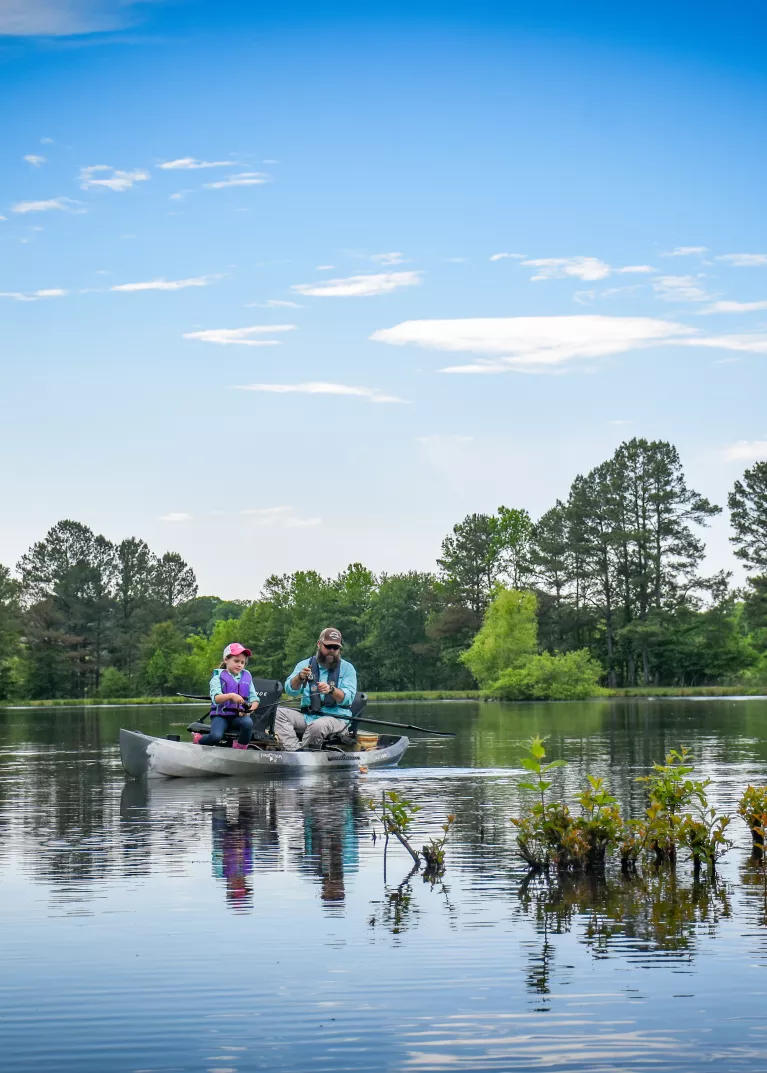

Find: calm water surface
[3,698,767,1072]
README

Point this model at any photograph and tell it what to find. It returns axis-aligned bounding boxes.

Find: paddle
[174,694,455,737]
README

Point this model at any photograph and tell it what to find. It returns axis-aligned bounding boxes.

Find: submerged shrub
[487,649,605,700]
[738,785,767,855]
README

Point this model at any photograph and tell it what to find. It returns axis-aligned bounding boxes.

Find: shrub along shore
[2,685,766,708]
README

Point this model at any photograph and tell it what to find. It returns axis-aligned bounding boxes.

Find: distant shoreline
[1,685,766,709]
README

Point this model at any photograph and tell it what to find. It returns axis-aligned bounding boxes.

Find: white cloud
[241,505,321,528]
[79,165,150,192]
[523,256,612,281]
[184,324,296,346]
[489,252,526,262]
[371,315,697,373]
[112,276,217,292]
[12,197,79,214]
[0,0,152,35]
[236,382,407,403]
[204,172,269,189]
[701,299,767,314]
[663,246,708,257]
[262,299,302,308]
[0,288,67,301]
[158,158,238,170]
[616,264,656,274]
[315,264,334,271]
[417,434,474,444]
[716,253,767,267]
[0,216,6,222]
[371,252,406,265]
[653,275,713,302]
[160,512,192,523]
[292,270,422,298]
[24,155,46,166]
[684,333,767,354]
[722,441,767,463]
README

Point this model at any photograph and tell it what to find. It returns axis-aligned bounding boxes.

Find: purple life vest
[211,668,253,718]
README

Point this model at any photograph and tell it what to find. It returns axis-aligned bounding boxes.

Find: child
[192,642,260,748]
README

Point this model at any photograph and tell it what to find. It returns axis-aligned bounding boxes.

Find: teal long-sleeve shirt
[284,657,357,722]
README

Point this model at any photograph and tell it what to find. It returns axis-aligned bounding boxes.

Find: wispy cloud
[292,271,422,298]
[112,276,218,292]
[160,512,192,523]
[79,166,150,192]
[184,325,296,346]
[23,154,46,166]
[236,382,407,403]
[684,333,767,354]
[722,440,767,463]
[701,299,767,314]
[522,257,656,283]
[663,246,708,257]
[315,264,334,271]
[0,0,155,35]
[371,252,406,265]
[204,172,269,189]
[246,299,303,309]
[240,505,321,528]
[489,252,526,262]
[417,434,474,444]
[371,315,697,373]
[0,288,67,302]
[12,197,80,214]
[158,158,239,170]
[653,275,713,302]
[716,253,767,267]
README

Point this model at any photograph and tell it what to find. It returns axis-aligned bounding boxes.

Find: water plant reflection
[519,869,733,961]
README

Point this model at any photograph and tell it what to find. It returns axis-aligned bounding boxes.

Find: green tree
[153,551,198,610]
[140,621,189,695]
[494,506,533,588]
[729,461,767,572]
[438,512,501,615]
[461,587,538,688]
[362,572,441,690]
[113,538,158,678]
[0,565,22,700]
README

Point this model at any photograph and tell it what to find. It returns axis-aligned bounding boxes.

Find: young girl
[192,642,260,748]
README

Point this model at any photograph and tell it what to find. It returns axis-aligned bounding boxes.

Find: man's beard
[319,651,340,670]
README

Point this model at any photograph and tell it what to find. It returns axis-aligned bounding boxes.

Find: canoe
[119,727,409,779]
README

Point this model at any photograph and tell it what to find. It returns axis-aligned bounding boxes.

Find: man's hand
[297,667,312,682]
[318,682,334,696]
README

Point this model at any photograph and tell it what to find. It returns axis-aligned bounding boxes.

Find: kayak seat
[324,692,368,747]
[186,678,284,746]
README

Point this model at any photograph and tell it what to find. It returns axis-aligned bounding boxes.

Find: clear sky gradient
[2,1,766,598]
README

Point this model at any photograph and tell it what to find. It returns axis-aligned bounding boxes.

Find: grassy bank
[3,686,767,709]
[0,689,483,709]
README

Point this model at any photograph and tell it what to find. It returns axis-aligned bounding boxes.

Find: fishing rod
[175,694,455,737]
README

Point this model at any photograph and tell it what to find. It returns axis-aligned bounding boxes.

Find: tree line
[0,438,766,700]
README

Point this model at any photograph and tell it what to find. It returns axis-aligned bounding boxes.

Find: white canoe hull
[120,728,409,779]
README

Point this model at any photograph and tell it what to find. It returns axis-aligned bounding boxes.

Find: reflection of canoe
[120,728,409,779]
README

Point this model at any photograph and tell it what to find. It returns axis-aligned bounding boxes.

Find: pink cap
[223,642,252,658]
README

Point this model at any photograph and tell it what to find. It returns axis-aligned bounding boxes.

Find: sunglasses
[322,643,341,651]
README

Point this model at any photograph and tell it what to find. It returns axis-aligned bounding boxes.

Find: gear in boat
[179,678,381,754]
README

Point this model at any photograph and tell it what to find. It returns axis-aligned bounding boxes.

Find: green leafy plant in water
[637,747,707,864]
[738,785,767,857]
[422,813,456,878]
[510,735,567,870]
[368,790,422,866]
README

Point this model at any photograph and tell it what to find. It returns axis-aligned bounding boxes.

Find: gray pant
[273,706,349,751]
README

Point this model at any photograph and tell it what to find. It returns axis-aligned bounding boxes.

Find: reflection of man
[275,628,357,751]
[300,782,361,906]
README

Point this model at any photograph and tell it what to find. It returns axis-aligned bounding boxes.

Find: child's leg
[231,714,254,746]
[199,715,228,745]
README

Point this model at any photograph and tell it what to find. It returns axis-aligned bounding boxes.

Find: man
[275,628,357,751]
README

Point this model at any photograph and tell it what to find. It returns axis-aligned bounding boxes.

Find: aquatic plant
[738,785,767,856]
[368,790,422,866]
[422,813,456,877]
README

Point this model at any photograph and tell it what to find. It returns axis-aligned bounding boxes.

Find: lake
[3,697,767,1072]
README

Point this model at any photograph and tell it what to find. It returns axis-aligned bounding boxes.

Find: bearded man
[275,628,358,751]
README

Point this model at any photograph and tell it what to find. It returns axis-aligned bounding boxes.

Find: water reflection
[519,867,733,964]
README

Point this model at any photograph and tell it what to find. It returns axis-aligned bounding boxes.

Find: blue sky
[2,1,766,598]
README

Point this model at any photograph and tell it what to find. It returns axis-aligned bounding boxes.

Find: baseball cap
[318,628,343,646]
[223,642,252,658]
